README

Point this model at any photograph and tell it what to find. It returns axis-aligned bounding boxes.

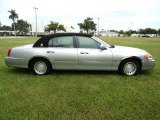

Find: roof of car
[33,33,93,47]
[43,33,92,37]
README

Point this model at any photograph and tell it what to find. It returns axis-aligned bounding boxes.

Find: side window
[78,36,100,49]
[48,36,74,48]
[48,37,59,47]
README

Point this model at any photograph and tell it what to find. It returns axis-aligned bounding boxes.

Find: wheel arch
[118,56,142,71]
[28,56,53,69]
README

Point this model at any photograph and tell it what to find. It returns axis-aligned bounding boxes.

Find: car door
[44,36,78,69]
[77,36,113,70]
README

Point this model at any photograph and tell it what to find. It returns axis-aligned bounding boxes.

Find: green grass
[0,36,160,120]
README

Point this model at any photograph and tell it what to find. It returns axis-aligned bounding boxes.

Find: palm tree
[45,21,66,33]
[8,9,18,36]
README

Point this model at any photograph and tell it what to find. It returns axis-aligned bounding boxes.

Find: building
[100,31,119,37]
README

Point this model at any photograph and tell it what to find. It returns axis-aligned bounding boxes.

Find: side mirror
[100,45,107,50]
[109,45,115,48]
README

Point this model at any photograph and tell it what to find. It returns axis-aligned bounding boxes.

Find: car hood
[111,45,148,56]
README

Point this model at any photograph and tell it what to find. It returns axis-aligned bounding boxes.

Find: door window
[48,36,73,48]
[78,36,100,49]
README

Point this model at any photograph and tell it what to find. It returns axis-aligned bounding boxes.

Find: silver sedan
[5,33,155,76]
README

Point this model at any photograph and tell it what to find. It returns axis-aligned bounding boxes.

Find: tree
[158,29,160,35]
[119,30,124,34]
[139,28,157,34]
[138,29,145,34]
[8,9,18,36]
[58,24,66,32]
[15,19,30,34]
[0,25,12,31]
[45,21,66,33]
[110,29,118,33]
[78,17,96,33]
[146,28,157,34]
[124,30,137,36]
[71,26,75,29]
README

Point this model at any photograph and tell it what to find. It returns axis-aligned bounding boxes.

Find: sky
[0,0,160,32]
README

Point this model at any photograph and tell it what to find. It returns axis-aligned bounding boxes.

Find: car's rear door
[77,36,113,70]
[44,36,78,69]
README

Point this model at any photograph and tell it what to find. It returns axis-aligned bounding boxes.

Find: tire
[119,59,140,76]
[31,59,51,75]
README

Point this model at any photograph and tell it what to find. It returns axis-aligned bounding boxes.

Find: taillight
[8,48,12,57]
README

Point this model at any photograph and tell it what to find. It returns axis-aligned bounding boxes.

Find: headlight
[144,54,153,60]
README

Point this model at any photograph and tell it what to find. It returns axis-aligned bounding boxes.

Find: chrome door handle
[80,52,84,54]
[80,52,88,54]
[47,51,55,53]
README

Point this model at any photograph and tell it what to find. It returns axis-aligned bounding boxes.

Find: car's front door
[44,36,78,69]
[77,36,113,70]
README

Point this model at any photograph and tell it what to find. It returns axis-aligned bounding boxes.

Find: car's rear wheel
[119,59,140,76]
[31,59,51,75]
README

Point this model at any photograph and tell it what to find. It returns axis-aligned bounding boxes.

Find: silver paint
[5,36,155,73]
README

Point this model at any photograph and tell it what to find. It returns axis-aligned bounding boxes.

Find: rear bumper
[5,57,28,68]
[142,59,155,70]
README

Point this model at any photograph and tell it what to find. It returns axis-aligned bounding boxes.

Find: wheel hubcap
[34,61,47,75]
[123,62,137,76]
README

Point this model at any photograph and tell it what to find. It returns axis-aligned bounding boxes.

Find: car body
[5,33,155,76]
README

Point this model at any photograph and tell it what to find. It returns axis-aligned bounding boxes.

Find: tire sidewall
[31,59,51,75]
[120,59,140,76]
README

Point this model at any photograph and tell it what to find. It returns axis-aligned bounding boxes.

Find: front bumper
[142,59,155,70]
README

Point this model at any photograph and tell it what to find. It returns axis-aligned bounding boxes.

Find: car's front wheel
[119,59,140,76]
[31,59,51,75]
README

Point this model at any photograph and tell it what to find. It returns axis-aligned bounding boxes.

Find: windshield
[92,36,111,47]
